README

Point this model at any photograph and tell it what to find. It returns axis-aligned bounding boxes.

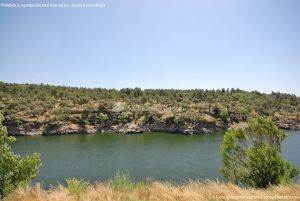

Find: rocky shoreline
[5,120,299,136]
[6,121,218,136]
[275,120,300,130]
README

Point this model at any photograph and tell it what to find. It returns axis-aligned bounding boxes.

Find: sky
[0,0,300,95]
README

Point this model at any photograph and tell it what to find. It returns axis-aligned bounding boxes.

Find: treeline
[0,82,299,126]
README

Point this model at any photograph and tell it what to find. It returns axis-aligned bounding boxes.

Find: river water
[12,130,300,186]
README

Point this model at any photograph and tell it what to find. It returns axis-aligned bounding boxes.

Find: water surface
[12,130,300,186]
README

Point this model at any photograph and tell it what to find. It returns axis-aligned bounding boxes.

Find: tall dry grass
[5,180,300,201]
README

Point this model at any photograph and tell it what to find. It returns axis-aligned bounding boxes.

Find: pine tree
[221,116,299,188]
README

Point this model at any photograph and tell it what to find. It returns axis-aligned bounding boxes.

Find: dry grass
[5,180,300,201]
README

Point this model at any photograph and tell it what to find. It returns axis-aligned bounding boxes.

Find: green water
[11,131,300,186]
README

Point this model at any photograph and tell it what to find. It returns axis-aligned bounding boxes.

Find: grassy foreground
[5,180,300,201]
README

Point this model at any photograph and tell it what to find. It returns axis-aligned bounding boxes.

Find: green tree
[221,128,247,185]
[0,113,42,198]
[221,116,298,188]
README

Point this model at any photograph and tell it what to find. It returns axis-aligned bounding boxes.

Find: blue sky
[0,0,300,95]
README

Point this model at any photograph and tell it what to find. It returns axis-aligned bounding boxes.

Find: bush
[66,178,89,199]
[110,171,133,191]
[143,111,160,124]
[212,105,221,116]
[220,109,229,123]
[96,112,109,126]
[173,115,181,124]
[221,116,299,188]
[118,112,131,124]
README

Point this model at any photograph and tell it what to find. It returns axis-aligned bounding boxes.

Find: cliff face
[5,120,219,136]
[5,118,299,136]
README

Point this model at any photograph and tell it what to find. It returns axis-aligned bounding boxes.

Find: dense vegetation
[0,82,299,129]
[0,114,41,198]
[221,117,298,188]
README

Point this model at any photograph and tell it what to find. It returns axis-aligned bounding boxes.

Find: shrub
[173,115,181,124]
[220,109,229,123]
[110,171,133,191]
[79,118,89,126]
[66,178,89,200]
[212,105,221,116]
[118,112,131,124]
[96,112,109,126]
[143,111,160,124]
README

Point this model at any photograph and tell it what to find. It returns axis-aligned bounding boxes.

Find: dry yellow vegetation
[5,181,300,201]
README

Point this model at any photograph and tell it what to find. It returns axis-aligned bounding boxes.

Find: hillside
[0,82,299,135]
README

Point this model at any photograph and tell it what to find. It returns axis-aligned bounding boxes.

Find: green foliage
[173,115,181,125]
[110,171,133,191]
[243,145,298,188]
[0,113,41,198]
[0,82,299,127]
[80,105,94,124]
[118,112,131,124]
[212,105,221,116]
[79,118,89,126]
[143,111,160,124]
[220,109,229,123]
[248,117,287,151]
[221,116,299,188]
[96,113,109,126]
[5,114,21,125]
[228,107,249,123]
[135,180,149,191]
[221,128,247,185]
[66,178,90,200]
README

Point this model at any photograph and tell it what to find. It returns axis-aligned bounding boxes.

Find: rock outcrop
[6,120,219,136]
[5,119,299,136]
[6,121,97,136]
[275,121,300,130]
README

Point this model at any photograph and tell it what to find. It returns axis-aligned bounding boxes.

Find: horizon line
[1,81,299,97]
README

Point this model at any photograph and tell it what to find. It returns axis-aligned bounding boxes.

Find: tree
[221,116,298,188]
[0,113,41,198]
[221,128,247,185]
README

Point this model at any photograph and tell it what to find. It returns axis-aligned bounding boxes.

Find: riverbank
[5,180,300,201]
[5,120,299,136]
[6,121,220,135]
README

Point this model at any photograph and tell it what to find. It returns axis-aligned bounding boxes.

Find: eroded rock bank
[6,121,218,136]
[5,120,299,136]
